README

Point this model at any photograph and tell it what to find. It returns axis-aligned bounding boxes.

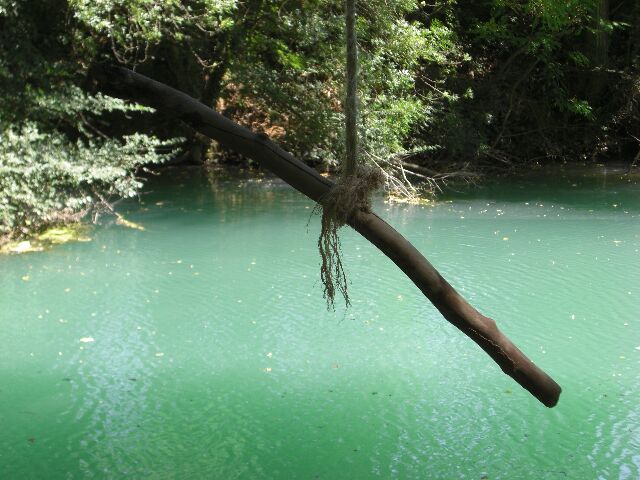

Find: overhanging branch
[91,65,561,407]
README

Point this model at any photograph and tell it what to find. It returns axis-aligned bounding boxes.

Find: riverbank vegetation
[1,0,638,245]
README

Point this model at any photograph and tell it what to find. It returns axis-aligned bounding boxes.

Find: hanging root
[317,165,384,309]
[316,0,382,310]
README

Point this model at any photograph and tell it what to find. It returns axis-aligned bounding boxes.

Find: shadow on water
[438,165,640,213]
[136,165,640,218]
[119,167,309,229]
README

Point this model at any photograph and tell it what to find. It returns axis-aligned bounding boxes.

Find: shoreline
[3,161,637,255]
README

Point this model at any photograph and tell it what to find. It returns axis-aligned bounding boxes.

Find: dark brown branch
[90,65,562,407]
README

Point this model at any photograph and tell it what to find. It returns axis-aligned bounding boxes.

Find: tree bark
[589,0,610,98]
[91,65,561,407]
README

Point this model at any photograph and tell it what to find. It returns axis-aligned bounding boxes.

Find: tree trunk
[631,0,640,66]
[589,0,610,97]
[91,65,562,408]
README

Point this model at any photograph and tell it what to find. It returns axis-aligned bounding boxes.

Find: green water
[1,168,639,479]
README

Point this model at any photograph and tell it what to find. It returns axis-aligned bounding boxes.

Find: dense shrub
[0,0,179,242]
[0,124,175,240]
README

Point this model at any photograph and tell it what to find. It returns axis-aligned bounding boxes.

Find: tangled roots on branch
[317,166,384,310]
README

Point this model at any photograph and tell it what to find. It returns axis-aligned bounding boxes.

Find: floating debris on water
[2,240,42,254]
[116,215,145,231]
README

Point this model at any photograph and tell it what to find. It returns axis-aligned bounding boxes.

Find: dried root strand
[318,208,349,310]
[317,166,384,310]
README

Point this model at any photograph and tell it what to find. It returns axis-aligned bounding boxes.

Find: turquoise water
[1,168,638,479]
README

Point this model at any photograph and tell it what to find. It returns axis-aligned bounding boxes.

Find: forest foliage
[1,0,638,242]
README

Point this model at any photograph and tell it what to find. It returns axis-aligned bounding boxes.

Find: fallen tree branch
[400,160,481,181]
[91,65,561,407]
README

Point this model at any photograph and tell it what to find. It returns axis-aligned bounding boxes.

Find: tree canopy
[1,0,638,242]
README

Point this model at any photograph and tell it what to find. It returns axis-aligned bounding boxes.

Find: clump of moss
[1,225,91,255]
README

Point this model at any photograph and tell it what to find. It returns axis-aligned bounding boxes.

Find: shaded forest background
[1,0,638,241]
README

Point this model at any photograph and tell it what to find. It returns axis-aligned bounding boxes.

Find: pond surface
[1,167,639,479]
